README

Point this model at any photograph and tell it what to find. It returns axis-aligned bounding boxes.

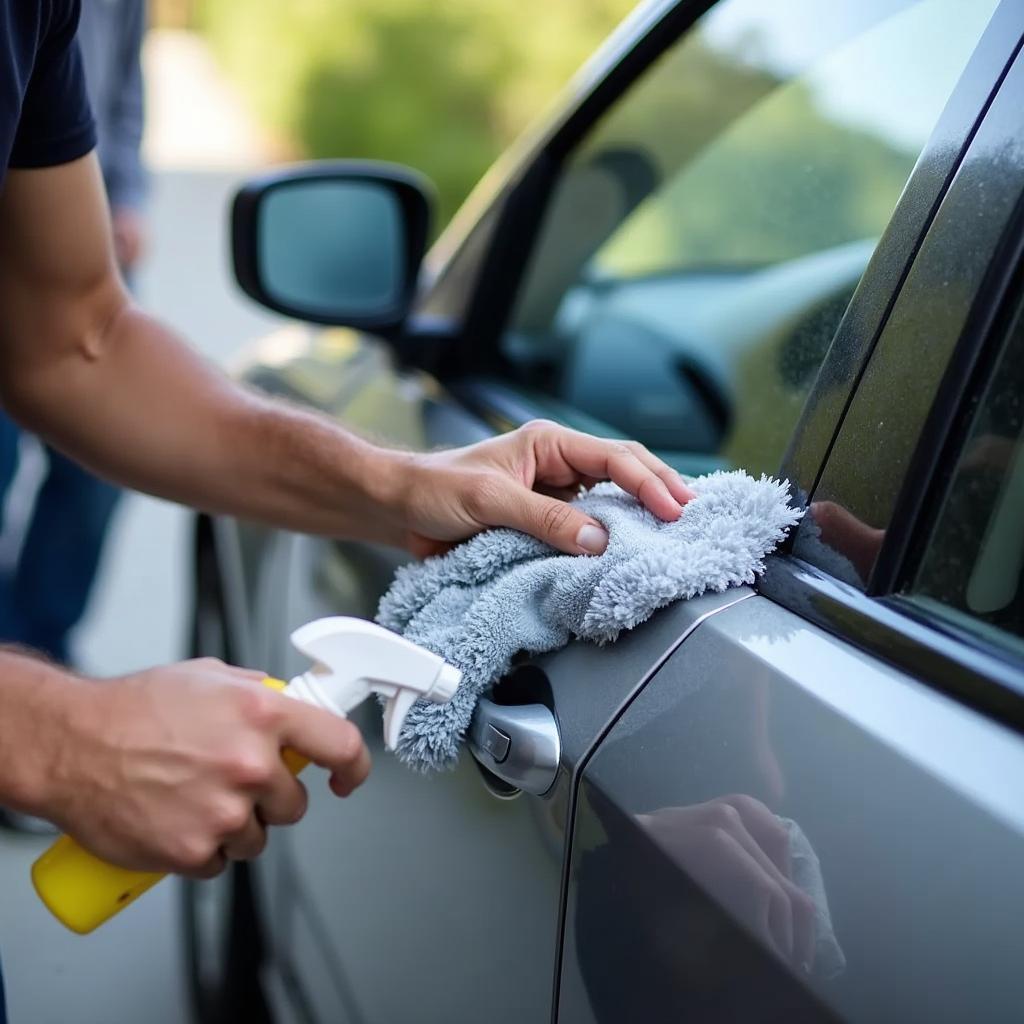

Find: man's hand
[46,660,370,877]
[398,420,696,557]
[111,206,146,272]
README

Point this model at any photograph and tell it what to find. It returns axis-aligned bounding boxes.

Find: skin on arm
[0,155,693,560]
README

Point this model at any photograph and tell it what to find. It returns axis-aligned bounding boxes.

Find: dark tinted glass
[904,301,1024,653]
[502,0,995,476]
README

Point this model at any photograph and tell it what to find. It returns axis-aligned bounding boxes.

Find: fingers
[625,441,696,507]
[646,800,815,969]
[256,772,309,827]
[277,698,371,796]
[182,849,227,881]
[501,487,610,555]
[221,813,267,862]
[720,794,791,877]
[534,426,694,520]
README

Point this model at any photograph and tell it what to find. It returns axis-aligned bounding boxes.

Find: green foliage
[195,0,637,227]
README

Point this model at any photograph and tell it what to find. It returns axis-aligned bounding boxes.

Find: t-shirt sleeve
[9,1,97,168]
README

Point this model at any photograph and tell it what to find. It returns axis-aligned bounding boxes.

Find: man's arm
[0,155,693,557]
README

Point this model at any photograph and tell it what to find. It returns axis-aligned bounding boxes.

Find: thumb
[513,490,609,555]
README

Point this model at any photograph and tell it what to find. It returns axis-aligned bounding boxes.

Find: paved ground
[0,32,280,1024]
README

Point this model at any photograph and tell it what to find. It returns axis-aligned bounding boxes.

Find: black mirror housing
[231,161,433,334]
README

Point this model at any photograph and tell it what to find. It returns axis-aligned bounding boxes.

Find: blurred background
[0,2,634,1021]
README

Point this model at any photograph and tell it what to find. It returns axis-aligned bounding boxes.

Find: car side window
[902,296,1024,654]
[501,0,997,476]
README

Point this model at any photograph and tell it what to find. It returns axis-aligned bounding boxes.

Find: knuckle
[177,835,218,872]
[225,744,276,787]
[463,474,505,518]
[540,501,574,538]
[709,802,742,831]
[210,797,250,837]
[190,656,227,671]
[522,418,556,435]
[724,794,761,821]
[236,686,282,730]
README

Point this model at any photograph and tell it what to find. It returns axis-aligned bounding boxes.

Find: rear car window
[903,294,1024,656]
[501,0,997,476]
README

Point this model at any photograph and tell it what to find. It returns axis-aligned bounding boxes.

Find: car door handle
[468,699,561,796]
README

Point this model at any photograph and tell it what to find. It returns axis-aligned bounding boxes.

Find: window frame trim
[757,556,1024,734]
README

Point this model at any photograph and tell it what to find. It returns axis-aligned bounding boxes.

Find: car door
[256,1,1013,1021]
[558,27,1024,1022]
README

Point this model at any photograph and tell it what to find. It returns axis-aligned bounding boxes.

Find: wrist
[0,654,88,817]
[359,443,418,547]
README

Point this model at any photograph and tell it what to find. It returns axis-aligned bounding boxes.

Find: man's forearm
[8,299,412,545]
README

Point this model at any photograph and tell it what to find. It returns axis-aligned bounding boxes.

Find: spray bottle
[31,616,460,934]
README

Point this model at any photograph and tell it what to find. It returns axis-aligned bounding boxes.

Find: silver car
[183,1,1024,1020]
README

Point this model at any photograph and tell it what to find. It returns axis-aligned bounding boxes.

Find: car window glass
[501,0,997,476]
[903,296,1024,655]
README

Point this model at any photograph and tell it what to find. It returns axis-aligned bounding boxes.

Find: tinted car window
[502,0,996,476]
[903,296,1024,654]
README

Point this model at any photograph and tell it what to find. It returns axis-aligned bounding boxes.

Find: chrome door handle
[468,699,561,796]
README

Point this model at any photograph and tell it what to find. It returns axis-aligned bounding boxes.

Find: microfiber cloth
[377,470,802,771]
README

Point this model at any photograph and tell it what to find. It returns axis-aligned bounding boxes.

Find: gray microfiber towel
[377,470,802,771]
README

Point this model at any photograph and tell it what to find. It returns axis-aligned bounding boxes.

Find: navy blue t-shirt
[1,0,96,182]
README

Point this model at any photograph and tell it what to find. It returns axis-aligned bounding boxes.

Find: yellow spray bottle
[31,617,460,934]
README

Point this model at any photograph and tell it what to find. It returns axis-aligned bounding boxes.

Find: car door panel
[269,537,753,1023]
[559,594,1024,1022]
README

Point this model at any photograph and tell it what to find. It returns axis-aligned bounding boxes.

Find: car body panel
[559,594,1024,1021]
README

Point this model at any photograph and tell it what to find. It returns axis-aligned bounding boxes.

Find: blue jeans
[0,417,120,664]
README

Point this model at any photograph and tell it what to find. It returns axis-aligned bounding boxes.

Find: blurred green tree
[196,0,638,227]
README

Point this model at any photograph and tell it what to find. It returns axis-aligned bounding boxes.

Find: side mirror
[231,162,433,333]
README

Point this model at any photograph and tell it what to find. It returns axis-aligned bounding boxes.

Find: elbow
[0,281,132,433]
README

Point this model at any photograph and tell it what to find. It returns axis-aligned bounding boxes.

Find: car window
[501,0,997,476]
[902,295,1024,655]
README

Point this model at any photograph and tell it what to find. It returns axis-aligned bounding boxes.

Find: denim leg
[12,447,121,663]
[0,416,24,642]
